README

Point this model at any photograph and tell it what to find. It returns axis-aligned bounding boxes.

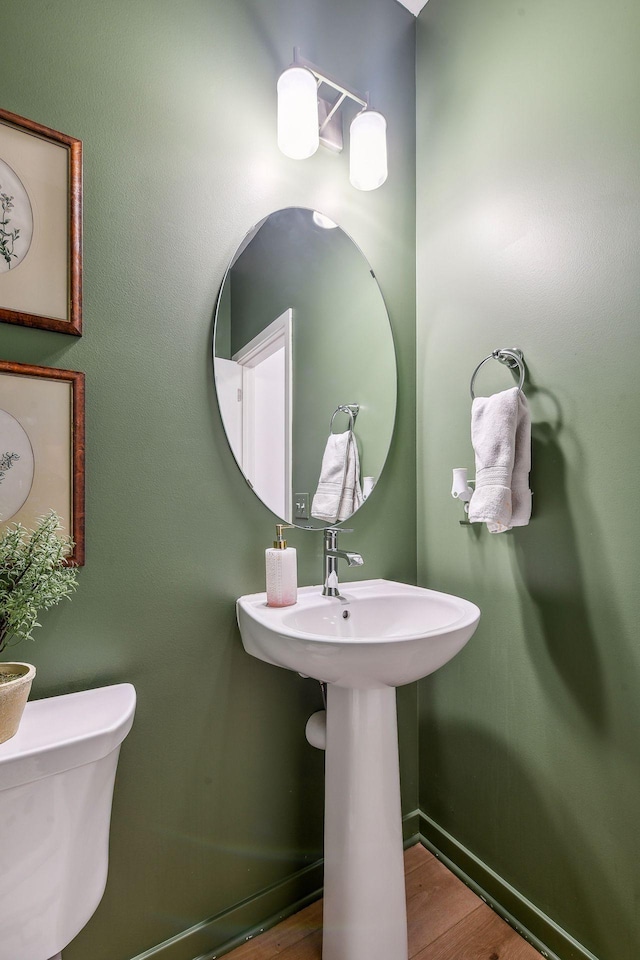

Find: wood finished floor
[225,845,542,960]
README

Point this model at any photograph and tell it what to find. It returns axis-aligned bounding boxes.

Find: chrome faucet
[322,528,364,598]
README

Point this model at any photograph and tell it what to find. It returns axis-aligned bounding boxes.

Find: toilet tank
[0,683,136,960]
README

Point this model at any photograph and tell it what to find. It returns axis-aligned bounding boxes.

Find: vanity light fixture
[277,49,388,191]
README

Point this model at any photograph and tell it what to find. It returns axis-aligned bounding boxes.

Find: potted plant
[0,511,77,744]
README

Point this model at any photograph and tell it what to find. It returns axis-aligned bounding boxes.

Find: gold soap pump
[266,524,298,607]
[272,524,293,548]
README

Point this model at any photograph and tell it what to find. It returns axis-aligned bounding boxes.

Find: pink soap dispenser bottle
[266,524,297,607]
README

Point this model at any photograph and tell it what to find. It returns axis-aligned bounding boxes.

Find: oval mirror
[213,207,397,528]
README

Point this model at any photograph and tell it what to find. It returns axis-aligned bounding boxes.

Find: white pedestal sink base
[236,580,481,960]
[323,684,408,960]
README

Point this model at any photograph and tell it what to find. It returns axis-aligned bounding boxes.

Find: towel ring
[330,404,359,434]
[470,348,525,400]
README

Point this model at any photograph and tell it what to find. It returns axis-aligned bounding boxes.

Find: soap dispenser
[266,524,297,607]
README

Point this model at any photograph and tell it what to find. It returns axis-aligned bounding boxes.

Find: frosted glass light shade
[277,67,319,160]
[349,110,388,191]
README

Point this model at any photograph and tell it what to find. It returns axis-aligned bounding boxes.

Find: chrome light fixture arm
[292,47,369,114]
[289,48,368,154]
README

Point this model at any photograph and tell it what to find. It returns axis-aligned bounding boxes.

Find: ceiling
[395,0,429,14]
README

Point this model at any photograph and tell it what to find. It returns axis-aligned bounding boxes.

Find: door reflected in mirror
[213,208,397,528]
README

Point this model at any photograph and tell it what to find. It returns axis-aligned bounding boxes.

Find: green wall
[9,1,636,957]
[416,2,640,959]
[1,2,416,958]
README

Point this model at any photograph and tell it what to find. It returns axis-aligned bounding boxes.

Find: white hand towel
[311,430,364,523]
[468,386,532,533]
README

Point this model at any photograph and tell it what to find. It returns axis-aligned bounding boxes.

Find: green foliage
[0,189,21,268]
[0,511,77,654]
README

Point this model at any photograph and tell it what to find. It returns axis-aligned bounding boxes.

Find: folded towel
[468,386,532,533]
[311,430,363,523]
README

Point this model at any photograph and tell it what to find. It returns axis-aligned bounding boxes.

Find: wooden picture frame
[0,361,85,565]
[0,109,82,335]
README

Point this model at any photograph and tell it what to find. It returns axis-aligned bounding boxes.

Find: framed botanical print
[0,361,85,565]
[0,109,82,335]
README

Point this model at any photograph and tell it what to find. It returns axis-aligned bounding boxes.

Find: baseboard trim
[402,807,422,846]
[129,810,422,960]
[129,859,323,960]
[418,811,601,960]
[130,808,601,960]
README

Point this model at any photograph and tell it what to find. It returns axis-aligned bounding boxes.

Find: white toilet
[0,683,136,960]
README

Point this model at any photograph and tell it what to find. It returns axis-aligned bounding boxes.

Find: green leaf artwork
[0,187,21,268]
[0,451,19,485]
[0,511,78,654]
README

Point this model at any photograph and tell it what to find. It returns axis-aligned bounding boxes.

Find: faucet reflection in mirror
[213,208,397,529]
[277,49,388,191]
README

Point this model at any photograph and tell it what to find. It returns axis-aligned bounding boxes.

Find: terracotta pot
[0,663,36,745]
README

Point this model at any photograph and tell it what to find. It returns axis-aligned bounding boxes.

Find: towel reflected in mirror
[311,430,363,523]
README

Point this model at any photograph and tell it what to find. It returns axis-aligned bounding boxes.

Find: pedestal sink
[236,579,480,960]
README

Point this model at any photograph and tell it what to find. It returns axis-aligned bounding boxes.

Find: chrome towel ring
[470,348,526,400]
[330,404,360,433]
